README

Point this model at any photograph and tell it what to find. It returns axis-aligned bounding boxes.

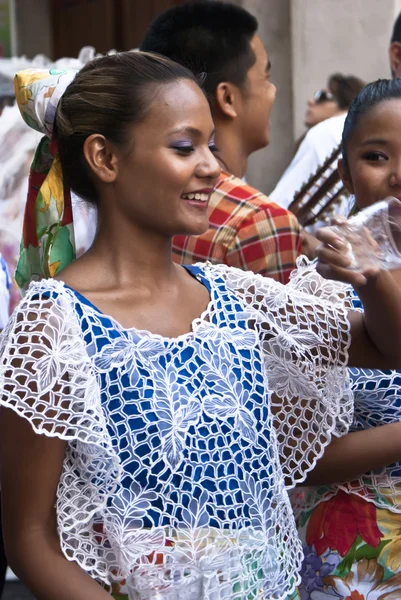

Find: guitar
[288,144,355,230]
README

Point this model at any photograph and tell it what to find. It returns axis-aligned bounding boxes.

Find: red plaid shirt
[173,171,302,284]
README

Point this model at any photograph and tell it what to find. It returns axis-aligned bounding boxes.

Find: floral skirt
[296,490,401,599]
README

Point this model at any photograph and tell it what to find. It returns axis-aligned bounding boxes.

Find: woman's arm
[304,421,401,486]
[0,408,110,600]
[316,229,401,369]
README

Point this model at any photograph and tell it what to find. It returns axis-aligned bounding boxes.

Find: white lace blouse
[293,284,401,520]
[0,261,352,599]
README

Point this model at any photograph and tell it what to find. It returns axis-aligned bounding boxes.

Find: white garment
[270,113,347,210]
[291,287,401,519]
[0,260,352,598]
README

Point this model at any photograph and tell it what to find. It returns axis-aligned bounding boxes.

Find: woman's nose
[390,162,401,187]
[198,151,221,182]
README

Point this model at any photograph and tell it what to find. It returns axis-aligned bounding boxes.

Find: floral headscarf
[13,68,77,290]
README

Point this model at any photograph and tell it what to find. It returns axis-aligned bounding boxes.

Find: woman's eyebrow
[168,126,202,137]
[168,126,216,138]
[360,138,388,146]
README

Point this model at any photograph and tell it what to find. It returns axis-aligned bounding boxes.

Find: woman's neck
[65,209,179,293]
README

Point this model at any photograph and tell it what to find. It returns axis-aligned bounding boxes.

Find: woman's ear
[215,81,239,119]
[83,134,118,184]
[338,158,354,194]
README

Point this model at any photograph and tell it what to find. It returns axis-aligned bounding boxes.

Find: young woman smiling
[2,55,401,600]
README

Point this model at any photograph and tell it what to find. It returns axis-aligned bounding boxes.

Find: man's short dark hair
[391,12,401,43]
[140,1,258,97]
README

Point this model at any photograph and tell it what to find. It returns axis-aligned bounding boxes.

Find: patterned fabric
[0,261,352,599]
[294,290,401,598]
[13,68,77,290]
[172,171,302,285]
[297,495,401,599]
[292,290,401,516]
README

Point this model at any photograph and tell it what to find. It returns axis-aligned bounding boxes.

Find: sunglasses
[313,89,335,104]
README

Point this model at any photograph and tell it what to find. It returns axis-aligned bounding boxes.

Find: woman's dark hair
[56,51,201,205]
[328,73,365,110]
[140,1,258,97]
[341,78,401,171]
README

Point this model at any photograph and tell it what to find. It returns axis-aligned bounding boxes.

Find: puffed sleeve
[210,259,353,488]
[0,280,120,584]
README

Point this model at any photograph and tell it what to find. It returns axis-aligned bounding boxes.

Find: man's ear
[215,81,239,119]
[338,158,354,194]
[389,41,401,77]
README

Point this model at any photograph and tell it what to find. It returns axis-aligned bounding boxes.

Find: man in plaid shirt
[141,1,301,285]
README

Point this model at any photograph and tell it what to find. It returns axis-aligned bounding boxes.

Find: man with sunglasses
[270,75,364,210]
[304,89,339,129]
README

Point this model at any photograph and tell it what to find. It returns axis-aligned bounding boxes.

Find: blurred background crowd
[4,0,399,191]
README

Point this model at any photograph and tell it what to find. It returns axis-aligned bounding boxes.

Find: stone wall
[13,0,52,59]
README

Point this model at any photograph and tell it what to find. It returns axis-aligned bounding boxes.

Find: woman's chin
[176,221,210,238]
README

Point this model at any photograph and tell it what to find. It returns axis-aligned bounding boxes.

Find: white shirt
[270,113,347,209]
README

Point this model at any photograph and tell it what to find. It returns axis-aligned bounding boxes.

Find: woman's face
[111,79,221,237]
[304,89,340,128]
[339,99,401,210]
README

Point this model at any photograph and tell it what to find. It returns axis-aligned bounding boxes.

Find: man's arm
[225,206,302,284]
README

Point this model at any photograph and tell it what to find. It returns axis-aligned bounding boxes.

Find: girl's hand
[315,220,381,288]
[316,218,380,287]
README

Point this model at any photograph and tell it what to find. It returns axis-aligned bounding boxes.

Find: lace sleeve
[0,281,120,583]
[213,260,353,488]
